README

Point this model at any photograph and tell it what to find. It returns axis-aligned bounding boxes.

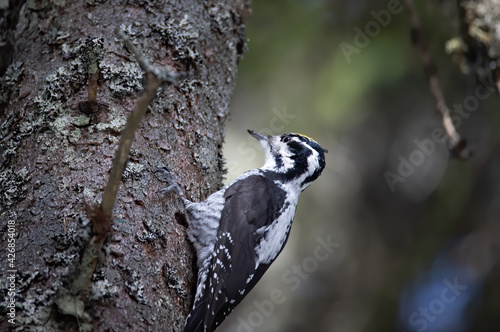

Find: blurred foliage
[222,1,500,332]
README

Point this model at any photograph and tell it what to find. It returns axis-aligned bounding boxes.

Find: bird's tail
[183,299,208,332]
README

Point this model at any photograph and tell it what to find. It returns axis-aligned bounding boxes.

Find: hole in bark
[174,212,188,228]
[78,100,108,115]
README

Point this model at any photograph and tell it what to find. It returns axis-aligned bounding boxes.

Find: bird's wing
[183,175,287,332]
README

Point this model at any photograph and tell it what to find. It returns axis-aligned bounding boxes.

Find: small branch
[99,30,191,217]
[116,29,193,83]
[88,69,99,104]
[404,0,471,159]
[100,72,161,216]
[85,37,104,112]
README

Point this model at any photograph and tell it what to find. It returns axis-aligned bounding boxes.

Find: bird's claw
[155,167,183,196]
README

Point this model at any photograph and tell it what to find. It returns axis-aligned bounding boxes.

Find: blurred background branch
[221,1,500,332]
[405,0,471,159]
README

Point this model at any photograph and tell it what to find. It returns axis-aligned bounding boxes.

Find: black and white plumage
[160,130,326,332]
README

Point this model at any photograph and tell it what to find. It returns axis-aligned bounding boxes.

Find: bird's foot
[155,167,183,196]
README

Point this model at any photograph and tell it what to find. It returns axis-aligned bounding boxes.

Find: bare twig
[404,0,471,159]
[84,38,104,112]
[100,71,161,217]
[100,30,191,217]
[116,29,193,83]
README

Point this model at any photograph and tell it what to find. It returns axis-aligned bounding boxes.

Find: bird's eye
[281,136,290,143]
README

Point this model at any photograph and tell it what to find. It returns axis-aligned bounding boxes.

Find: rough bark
[0,0,251,331]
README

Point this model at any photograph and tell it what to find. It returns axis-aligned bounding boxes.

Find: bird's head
[248,130,327,191]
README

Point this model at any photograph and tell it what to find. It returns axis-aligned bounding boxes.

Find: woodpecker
[158,130,326,332]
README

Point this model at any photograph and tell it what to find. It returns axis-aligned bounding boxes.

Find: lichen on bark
[0,0,251,331]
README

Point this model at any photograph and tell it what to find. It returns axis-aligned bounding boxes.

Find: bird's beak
[247,130,268,142]
[248,130,274,167]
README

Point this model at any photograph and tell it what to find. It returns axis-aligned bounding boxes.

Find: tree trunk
[0,1,251,331]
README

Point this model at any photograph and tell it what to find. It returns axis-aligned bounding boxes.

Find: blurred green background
[221,1,500,332]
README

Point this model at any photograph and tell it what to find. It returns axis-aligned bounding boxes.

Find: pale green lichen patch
[0,61,24,105]
[0,166,31,207]
[90,278,119,300]
[100,61,143,97]
[83,187,97,202]
[64,147,75,163]
[70,115,91,127]
[92,107,127,133]
[51,113,72,138]
[55,294,93,332]
[124,269,146,304]
[82,37,104,75]
[70,128,82,142]
[122,161,145,180]
[37,60,86,105]
[150,13,200,61]
[25,54,86,147]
